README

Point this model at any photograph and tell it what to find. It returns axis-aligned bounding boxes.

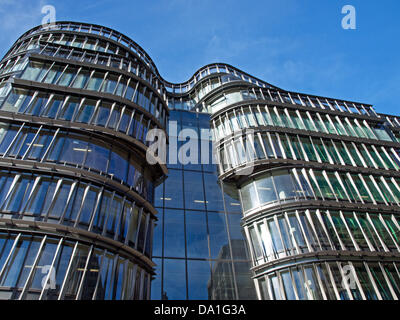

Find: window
[27,238,59,291]
[208,211,230,259]
[364,177,384,203]
[59,133,89,166]
[105,194,123,237]
[163,209,185,258]
[93,101,111,127]
[300,137,317,162]
[273,169,298,201]
[47,179,73,220]
[186,211,208,258]
[58,97,80,121]
[289,136,303,160]
[44,95,65,118]
[255,173,277,205]
[62,244,90,299]
[78,185,99,225]
[75,99,96,123]
[240,181,258,212]
[118,108,132,133]
[84,140,109,173]
[351,174,372,202]
[326,172,347,200]
[57,66,77,86]
[0,124,18,155]
[313,171,335,200]
[335,142,353,165]
[164,169,183,209]
[353,263,379,300]
[25,92,49,116]
[107,104,122,129]
[270,134,282,158]
[329,211,354,250]
[86,71,104,91]
[313,138,329,163]
[21,61,48,82]
[25,128,53,160]
[1,88,34,113]
[281,271,296,300]
[289,111,305,130]
[25,177,56,216]
[64,183,86,223]
[108,146,128,182]
[0,236,41,288]
[100,74,119,94]
[71,69,90,89]
[303,266,324,299]
[3,175,34,213]
[184,171,205,210]
[163,258,186,299]
[373,124,392,142]
[267,219,284,257]
[203,173,224,211]
[115,77,127,97]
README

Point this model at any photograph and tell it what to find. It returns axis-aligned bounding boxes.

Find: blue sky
[0,0,399,115]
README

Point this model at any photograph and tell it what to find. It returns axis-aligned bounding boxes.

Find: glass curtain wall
[151,110,256,300]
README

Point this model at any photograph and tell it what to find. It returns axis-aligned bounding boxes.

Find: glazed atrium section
[0,21,399,300]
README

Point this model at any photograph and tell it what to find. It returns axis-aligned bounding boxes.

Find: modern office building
[0,21,399,300]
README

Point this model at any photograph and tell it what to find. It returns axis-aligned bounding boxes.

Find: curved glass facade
[0,21,399,300]
[246,209,400,265]
[217,131,400,175]
[201,29,400,300]
[239,168,400,213]
[256,260,400,300]
[0,169,152,251]
[207,74,400,299]
[0,121,153,199]
[0,22,167,300]
[0,84,161,147]
[0,231,150,300]
[15,60,166,126]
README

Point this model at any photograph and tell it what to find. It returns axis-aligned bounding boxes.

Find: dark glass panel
[58,97,80,121]
[47,179,73,220]
[163,259,186,300]
[187,260,211,300]
[108,146,128,182]
[185,210,209,258]
[75,99,96,123]
[28,238,58,290]
[63,244,90,300]
[164,169,183,209]
[80,248,103,300]
[353,263,379,300]
[163,209,185,258]
[58,133,89,166]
